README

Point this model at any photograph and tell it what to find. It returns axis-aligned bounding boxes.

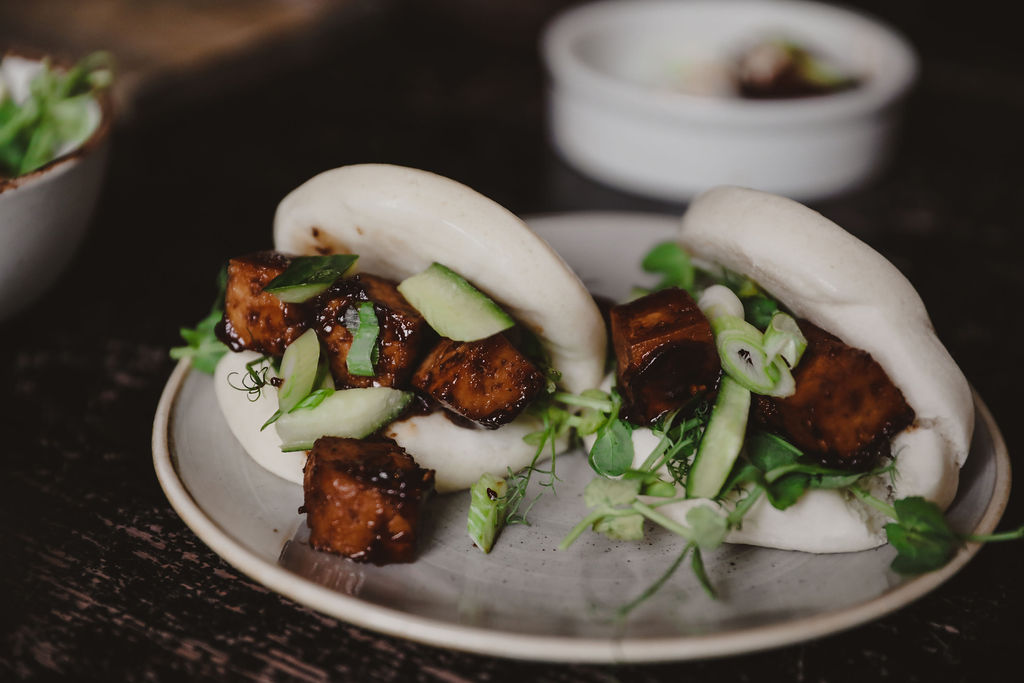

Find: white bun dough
[384,413,567,494]
[640,187,974,552]
[216,165,604,491]
[215,351,305,485]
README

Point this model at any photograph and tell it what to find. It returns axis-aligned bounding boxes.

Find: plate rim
[152,212,1012,664]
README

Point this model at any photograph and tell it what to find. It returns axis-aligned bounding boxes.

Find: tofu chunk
[314,274,434,388]
[302,436,435,564]
[610,288,720,425]
[411,334,546,429]
[216,251,310,356]
[754,321,916,469]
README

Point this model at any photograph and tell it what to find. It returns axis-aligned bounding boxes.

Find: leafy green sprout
[0,51,113,178]
[169,266,230,374]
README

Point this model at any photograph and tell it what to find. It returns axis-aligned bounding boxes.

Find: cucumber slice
[397,263,514,341]
[686,376,751,500]
[277,328,321,414]
[276,387,413,451]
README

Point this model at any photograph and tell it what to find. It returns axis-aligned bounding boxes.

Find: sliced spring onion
[697,284,744,322]
[346,301,380,377]
[277,328,321,414]
[762,313,807,368]
[713,316,781,394]
[686,376,751,499]
[699,285,797,397]
[468,473,508,553]
[264,254,358,303]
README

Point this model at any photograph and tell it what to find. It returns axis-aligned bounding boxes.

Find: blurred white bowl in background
[0,54,113,322]
[541,0,918,201]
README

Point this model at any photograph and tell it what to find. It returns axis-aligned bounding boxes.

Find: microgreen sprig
[169,266,229,374]
[850,489,1024,574]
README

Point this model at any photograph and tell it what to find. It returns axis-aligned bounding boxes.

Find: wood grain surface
[2,1,1022,680]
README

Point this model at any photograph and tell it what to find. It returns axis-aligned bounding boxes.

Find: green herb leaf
[264,254,358,303]
[685,506,729,551]
[885,497,959,575]
[169,308,228,374]
[346,302,380,377]
[742,295,779,330]
[764,473,811,510]
[746,431,802,471]
[169,265,229,374]
[583,477,641,508]
[642,480,677,498]
[589,418,635,477]
[594,513,645,541]
[641,242,695,292]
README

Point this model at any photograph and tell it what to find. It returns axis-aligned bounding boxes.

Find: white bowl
[541,0,918,201]
[0,54,113,321]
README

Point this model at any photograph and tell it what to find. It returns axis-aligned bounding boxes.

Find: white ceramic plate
[153,212,1011,663]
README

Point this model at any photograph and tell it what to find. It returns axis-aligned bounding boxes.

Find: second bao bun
[624,187,973,553]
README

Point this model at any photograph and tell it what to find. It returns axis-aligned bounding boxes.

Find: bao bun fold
[644,187,974,552]
[217,164,606,492]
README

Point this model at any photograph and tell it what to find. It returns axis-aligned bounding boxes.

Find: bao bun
[217,164,606,492]
[650,187,974,552]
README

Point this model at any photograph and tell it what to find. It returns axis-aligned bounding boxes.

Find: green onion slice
[346,302,380,377]
[264,254,358,303]
[699,284,797,398]
[468,473,508,553]
[714,316,781,394]
[697,284,744,322]
[762,313,807,368]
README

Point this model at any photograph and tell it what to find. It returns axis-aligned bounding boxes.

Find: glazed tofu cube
[314,274,434,388]
[754,321,916,469]
[216,251,310,356]
[610,288,720,425]
[411,334,545,429]
[302,437,435,564]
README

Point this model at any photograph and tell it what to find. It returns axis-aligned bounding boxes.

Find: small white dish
[0,53,113,321]
[541,0,918,201]
[152,212,1009,663]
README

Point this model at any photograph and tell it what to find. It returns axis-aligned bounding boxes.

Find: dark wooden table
[3,1,1022,680]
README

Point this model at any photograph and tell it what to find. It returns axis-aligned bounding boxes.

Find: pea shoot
[0,52,112,178]
[170,266,229,374]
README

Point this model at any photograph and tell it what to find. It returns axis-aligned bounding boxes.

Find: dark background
[2,0,1022,679]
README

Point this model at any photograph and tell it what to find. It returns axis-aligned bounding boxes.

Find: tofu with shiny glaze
[412,334,545,429]
[313,274,434,388]
[301,436,435,565]
[754,321,916,469]
[610,288,720,425]
[216,251,310,356]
